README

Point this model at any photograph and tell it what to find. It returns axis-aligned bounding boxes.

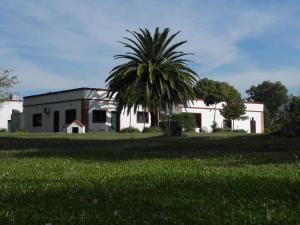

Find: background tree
[246,81,288,130]
[279,95,300,136]
[220,92,247,130]
[194,78,241,129]
[0,69,18,102]
[106,28,198,127]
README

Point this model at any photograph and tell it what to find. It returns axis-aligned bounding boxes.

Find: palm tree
[106,27,198,127]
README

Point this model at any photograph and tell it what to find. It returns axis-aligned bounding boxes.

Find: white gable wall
[88,99,117,132]
[182,100,264,133]
[119,107,151,132]
[0,100,23,130]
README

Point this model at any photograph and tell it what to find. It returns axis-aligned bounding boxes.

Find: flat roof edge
[23,87,109,99]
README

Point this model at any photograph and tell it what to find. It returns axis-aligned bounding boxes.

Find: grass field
[0,132,300,225]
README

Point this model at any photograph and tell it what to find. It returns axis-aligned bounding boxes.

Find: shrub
[120,127,140,133]
[163,121,185,137]
[170,113,196,131]
[213,128,232,133]
[16,128,27,133]
[143,127,162,133]
[233,129,247,133]
[281,117,300,137]
[0,128,7,132]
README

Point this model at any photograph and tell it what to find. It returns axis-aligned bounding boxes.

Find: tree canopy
[0,69,18,100]
[194,78,240,106]
[246,81,288,128]
[220,92,247,130]
[106,28,198,126]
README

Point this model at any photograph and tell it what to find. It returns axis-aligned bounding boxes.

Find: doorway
[72,127,79,133]
[53,111,60,132]
[111,111,120,132]
[194,113,202,129]
[250,117,256,133]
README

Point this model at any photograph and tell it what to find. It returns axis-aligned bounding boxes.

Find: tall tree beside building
[279,95,300,136]
[194,78,242,129]
[0,69,18,102]
[246,81,288,130]
[106,28,198,127]
[220,92,247,130]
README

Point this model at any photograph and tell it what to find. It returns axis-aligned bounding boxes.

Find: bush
[143,127,162,133]
[233,129,247,133]
[213,128,232,133]
[170,113,196,131]
[0,128,7,132]
[281,117,300,137]
[16,128,27,133]
[120,127,140,133]
[163,121,185,137]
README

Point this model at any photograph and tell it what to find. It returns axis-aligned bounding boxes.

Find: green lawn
[0,132,300,225]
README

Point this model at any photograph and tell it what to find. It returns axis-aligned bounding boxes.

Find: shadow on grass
[1,172,300,225]
[0,133,300,165]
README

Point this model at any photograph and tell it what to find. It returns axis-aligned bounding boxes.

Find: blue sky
[1,0,300,97]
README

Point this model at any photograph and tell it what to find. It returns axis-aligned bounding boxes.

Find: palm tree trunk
[129,111,132,127]
[213,103,217,126]
[156,108,160,127]
[150,111,158,127]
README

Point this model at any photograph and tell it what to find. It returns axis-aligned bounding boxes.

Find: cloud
[1,0,300,96]
[210,67,300,95]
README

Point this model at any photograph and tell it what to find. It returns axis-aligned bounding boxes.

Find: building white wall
[0,100,23,130]
[23,88,151,132]
[119,107,151,132]
[88,99,151,132]
[24,100,82,132]
[181,100,264,133]
[23,89,263,134]
[88,99,117,132]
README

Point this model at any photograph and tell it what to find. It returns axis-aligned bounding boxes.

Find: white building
[23,88,151,132]
[22,87,264,134]
[180,99,264,133]
[0,94,23,131]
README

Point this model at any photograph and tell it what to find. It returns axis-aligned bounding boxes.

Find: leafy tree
[288,95,300,117]
[106,28,198,127]
[280,96,300,136]
[246,81,288,129]
[194,78,241,129]
[0,69,18,102]
[220,92,247,130]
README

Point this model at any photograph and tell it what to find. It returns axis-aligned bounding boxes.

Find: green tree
[220,93,247,130]
[106,28,198,127]
[0,69,18,102]
[279,96,300,136]
[246,81,288,130]
[194,78,241,129]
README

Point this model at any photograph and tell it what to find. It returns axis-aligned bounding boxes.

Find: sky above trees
[1,0,300,96]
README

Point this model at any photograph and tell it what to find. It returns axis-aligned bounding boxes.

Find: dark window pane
[137,112,149,123]
[32,113,42,127]
[93,110,106,123]
[65,109,76,124]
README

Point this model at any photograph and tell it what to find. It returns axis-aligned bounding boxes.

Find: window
[65,109,76,124]
[93,110,106,123]
[137,112,149,123]
[32,113,42,127]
